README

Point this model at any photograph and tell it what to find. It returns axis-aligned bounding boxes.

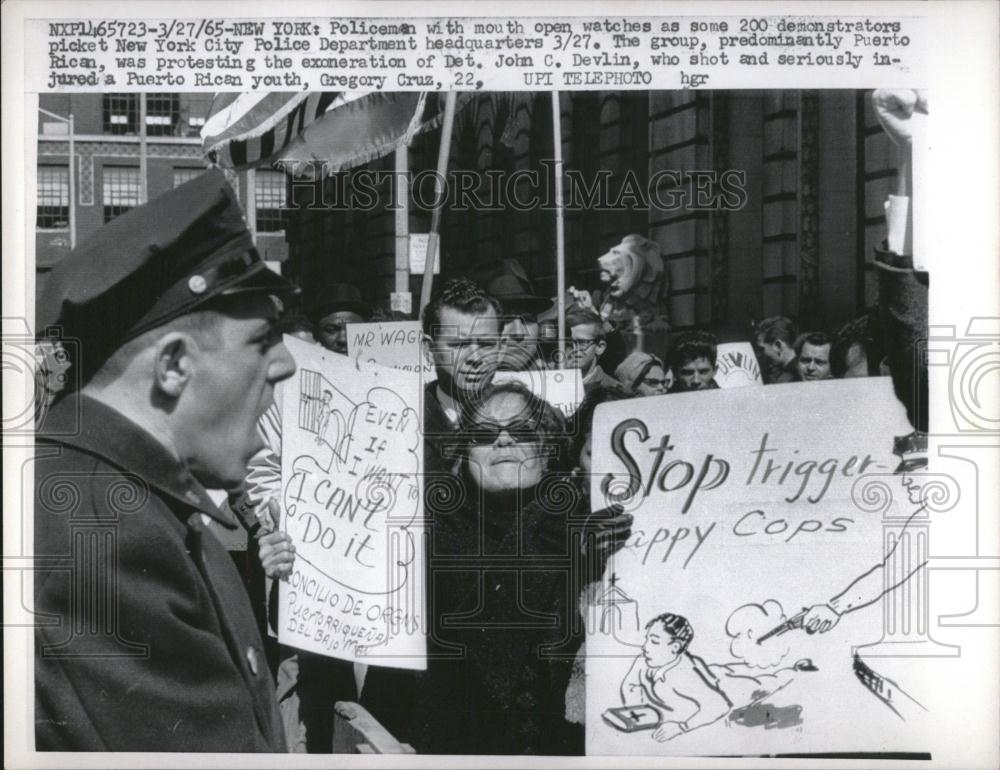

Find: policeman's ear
[152,332,197,398]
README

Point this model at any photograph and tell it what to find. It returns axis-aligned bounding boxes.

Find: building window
[102,167,141,222]
[180,93,215,137]
[255,170,287,233]
[103,94,138,135]
[186,115,206,136]
[37,166,70,229]
[173,167,205,188]
[146,93,180,136]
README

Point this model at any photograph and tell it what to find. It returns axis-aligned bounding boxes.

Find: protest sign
[348,320,436,382]
[587,378,928,755]
[715,341,763,388]
[409,233,441,274]
[279,336,425,669]
[495,368,584,418]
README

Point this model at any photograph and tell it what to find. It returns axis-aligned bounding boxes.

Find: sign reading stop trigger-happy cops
[587,378,922,756]
[279,336,426,669]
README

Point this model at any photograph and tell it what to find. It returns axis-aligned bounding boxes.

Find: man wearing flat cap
[34,170,295,752]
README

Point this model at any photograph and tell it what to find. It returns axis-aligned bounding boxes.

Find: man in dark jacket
[754,315,799,384]
[419,278,503,471]
[34,170,295,752]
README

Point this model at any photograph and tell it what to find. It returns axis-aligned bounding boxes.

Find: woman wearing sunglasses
[401,381,628,755]
[399,381,575,754]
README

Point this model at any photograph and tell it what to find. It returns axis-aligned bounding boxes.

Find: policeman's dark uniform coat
[34,170,291,752]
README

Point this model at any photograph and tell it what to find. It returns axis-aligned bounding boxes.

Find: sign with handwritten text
[348,320,436,382]
[714,341,763,388]
[409,233,441,274]
[495,368,584,418]
[279,336,425,669]
[587,379,924,755]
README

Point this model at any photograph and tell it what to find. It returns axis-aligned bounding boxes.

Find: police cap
[38,169,297,370]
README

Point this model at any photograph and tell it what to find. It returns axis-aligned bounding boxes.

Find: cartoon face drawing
[641,622,685,668]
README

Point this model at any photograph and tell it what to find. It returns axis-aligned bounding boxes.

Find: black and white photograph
[4,2,999,768]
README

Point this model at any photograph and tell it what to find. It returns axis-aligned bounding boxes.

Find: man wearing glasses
[564,304,625,397]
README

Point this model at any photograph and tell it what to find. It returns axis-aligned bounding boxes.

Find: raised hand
[581,503,633,569]
[872,88,929,149]
[257,498,296,580]
[258,530,296,580]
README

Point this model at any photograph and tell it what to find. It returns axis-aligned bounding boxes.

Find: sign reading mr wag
[278,336,425,670]
[587,379,931,756]
[348,320,436,382]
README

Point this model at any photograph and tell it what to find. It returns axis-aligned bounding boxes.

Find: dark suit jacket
[768,357,799,384]
[34,394,286,752]
[363,487,583,755]
[875,244,928,432]
[421,381,461,476]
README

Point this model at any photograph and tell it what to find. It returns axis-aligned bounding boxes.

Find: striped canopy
[202,92,437,178]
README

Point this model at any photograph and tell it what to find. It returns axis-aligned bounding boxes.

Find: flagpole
[138,93,149,205]
[394,147,410,313]
[551,92,566,363]
[419,91,458,314]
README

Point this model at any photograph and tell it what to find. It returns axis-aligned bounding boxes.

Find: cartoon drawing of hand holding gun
[755,608,808,644]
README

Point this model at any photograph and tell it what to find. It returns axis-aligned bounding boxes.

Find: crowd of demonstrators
[240,269,918,754]
[240,270,636,754]
[32,89,929,756]
[754,315,885,385]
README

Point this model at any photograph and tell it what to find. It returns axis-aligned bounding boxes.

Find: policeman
[34,170,295,751]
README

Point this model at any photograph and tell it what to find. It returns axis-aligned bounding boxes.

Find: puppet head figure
[598,236,654,299]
